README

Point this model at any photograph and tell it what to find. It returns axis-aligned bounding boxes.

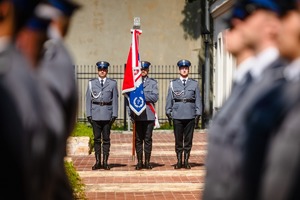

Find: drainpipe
[202,0,211,129]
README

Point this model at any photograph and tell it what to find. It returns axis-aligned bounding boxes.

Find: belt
[92,101,112,106]
[174,98,195,103]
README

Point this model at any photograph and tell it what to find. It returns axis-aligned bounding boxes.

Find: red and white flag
[122,29,146,116]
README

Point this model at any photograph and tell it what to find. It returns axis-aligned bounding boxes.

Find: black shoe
[144,161,152,169]
[144,153,152,169]
[103,163,110,170]
[135,152,143,170]
[174,161,182,169]
[135,161,143,170]
[92,154,101,170]
[103,154,110,170]
[92,163,101,170]
[174,153,182,169]
[184,152,191,169]
[184,160,191,169]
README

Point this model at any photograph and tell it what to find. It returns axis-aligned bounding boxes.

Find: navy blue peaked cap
[96,61,110,69]
[275,0,298,16]
[10,0,40,30]
[238,0,281,16]
[141,61,151,69]
[230,2,248,20]
[12,0,39,15]
[47,0,81,16]
[177,59,191,67]
[26,15,51,30]
[226,0,289,27]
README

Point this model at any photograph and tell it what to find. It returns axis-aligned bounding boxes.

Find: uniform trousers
[135,121,154,154]
[173,119,195,154]
[91,120,111,155]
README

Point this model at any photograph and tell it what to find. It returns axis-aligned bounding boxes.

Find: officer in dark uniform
[130,61,159,170]
[36,1,80,199]
[202,0,288,199]
[86,61,119,170]
[165,59,202,169]
[0,0,45,199]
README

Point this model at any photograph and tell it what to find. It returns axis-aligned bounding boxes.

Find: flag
[122,29,146,116]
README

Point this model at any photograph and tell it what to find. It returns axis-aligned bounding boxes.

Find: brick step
[72,132,207,200]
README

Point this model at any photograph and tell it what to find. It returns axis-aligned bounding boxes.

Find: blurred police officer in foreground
[0,0,43,199]
[14,1,80,199]
[38,1,80,199]
[203,0,289,199]
[258,1,300,199]
[165,59,202,169]
[203,3,256,199]
[129,61,159,170]
[86,61,119,170]
[39,0,80,150]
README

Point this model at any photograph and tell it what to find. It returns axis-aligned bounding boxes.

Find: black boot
[92,153,101,170]
[174,153,182,169]
[103,154,110,170]
[184,152,191,169]
[135,151,143,170]
[144,153,152,169]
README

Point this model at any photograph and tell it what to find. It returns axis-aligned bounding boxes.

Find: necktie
[183,79,186,86]
[100,79,104,87]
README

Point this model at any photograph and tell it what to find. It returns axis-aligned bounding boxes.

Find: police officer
[37,1,80,199]
[165,59,202,169]
[203,0,288,199]
[130,61,159,170]
[258,1,300,199]
[86,61,119,170]
[39,0,80,147]
[0,0,47,199]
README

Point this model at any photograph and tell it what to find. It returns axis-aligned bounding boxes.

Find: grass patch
[65,161,87,200]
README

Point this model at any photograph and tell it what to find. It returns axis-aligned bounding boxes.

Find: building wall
[65,0,203,67]
[63,0,207,124]
[210,0,235,114]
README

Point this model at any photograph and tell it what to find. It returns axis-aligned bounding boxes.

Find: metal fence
[76,64,202,127]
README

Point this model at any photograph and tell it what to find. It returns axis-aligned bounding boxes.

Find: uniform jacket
[38,39,78,200]
[165,78,202,120]
[86,77,119,121]
[259,60,300,200]
[39,38,78,137]
[0,42,60,200]
[130,76,159,121]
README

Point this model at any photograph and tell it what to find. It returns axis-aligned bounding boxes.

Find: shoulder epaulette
[149,78,158,82]
[90,78,97,82]
[109,78,117,82]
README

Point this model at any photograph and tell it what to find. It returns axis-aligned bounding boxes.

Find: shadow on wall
[180,0,206,77]
[180,0,203,40]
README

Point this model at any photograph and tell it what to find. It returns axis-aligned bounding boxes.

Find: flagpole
[132,119,136,161]
[131,17,141,161]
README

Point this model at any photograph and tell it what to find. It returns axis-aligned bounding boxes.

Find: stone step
[78,169,206,177]
[72,132,207,199]
[84,183,204,193]
[108,150,207,156]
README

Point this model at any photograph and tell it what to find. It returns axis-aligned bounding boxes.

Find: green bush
[65,161,87,200]
[71,122,93,137]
